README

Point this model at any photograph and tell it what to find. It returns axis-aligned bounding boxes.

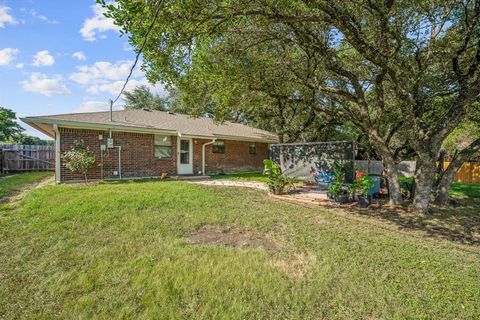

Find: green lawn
[0,178,479,319]
[209,171,269,182]
[209,171,302,184]
[0,172,52,199]
[450,182,480,199]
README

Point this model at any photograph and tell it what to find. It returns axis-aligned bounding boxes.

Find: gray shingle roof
[21,109,278,143]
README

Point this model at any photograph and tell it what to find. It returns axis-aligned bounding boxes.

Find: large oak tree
[104,0,480,212]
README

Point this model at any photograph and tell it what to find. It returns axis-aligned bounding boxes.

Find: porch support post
[53,124,61,183]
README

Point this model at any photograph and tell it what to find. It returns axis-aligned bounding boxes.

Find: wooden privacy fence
[1,144,54,173]
[444,161,480,184]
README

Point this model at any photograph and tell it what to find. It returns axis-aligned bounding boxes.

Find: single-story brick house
[21,109,278,183]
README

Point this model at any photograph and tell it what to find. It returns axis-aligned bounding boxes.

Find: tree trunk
[434,165,457,205]
[368,132,403,205]
[412,156,437,213]
[434,139,480,205]
[382,157,403,205]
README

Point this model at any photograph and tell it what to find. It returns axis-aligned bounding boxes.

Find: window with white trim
[154,135,172,158]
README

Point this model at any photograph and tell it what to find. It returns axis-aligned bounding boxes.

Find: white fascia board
[21,117,178,136]
[180,134,216,140]
[212,134,278,143]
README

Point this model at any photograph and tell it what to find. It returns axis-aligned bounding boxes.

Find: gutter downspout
[108,129,122,179]
[116,146,122,179]
[202,139,216,175]
[53,124,61,183]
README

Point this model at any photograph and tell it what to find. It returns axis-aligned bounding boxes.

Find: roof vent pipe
[109,99,113,122]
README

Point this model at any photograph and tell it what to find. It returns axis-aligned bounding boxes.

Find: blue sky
[0,1,165,139]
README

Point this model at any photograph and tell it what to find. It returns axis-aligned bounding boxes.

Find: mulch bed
[269,192,411,213]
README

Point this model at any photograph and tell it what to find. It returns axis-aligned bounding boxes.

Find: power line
[111,0,163,105]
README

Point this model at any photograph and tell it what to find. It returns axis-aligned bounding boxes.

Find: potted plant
[329,180,349,203]
[263,159,294,195]
[348,178,361,201]
[357,174,374,208]
[328,162,349,204]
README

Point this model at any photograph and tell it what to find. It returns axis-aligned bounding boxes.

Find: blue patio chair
[315,171,334,191]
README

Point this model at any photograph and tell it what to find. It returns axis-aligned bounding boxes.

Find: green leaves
[123,85,168,111]
[62,140,96,182]
[262,159,294,194]
[262,159,281,179]
[0,107,24,142]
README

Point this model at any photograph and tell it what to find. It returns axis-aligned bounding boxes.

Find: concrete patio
[190,180,330,203]
[189,179,267,190]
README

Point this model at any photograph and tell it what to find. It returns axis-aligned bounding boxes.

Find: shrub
[358,174,374,196]
[62,140,96,183]
[263,159,294,195]
[348,172,374,199]
[328,162,348,196]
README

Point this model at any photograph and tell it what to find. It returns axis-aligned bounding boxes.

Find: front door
[177,138,193,174]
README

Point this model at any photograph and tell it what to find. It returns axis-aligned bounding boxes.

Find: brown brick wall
[59,128,176,181]
[59,128,269,181]
[192,139,269,174]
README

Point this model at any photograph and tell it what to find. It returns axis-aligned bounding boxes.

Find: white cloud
[87,79,162,95]
[75,100,123,113]
[30,9,59,24]
[0,5,17,28]
[72,51,87,61]
[16,63,24,69]
[21,73,71,96]
[70,59,166,98]
[70,60,139,84]
[80,4,120,41]
[32,50,55,66]
[0,48,19,66]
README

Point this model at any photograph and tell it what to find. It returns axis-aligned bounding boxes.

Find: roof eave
[21,117,178,136]
[212,134,278,144]
[20,119,55,138]
[21,117,279,143]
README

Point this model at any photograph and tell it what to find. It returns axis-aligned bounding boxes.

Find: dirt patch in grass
[0,175,54,205]
[271,252,317,279]
[187,225,278,253]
